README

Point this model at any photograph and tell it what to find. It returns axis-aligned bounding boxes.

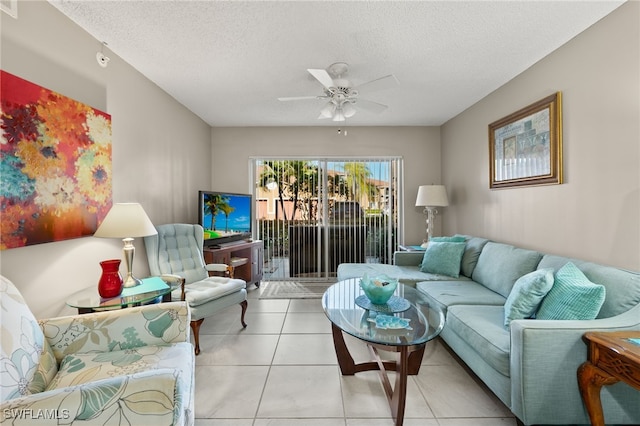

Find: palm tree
[342,162,376,208]
[203,198,218,230]
[219,203,235,232]
[258,160,318,221]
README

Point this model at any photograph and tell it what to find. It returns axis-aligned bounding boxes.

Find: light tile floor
[194,285,517,426]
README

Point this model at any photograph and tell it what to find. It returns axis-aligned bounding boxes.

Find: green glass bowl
[359,275,398,305]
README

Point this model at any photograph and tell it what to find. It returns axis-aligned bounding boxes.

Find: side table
[577,331,640,426]
[67,276,175,314]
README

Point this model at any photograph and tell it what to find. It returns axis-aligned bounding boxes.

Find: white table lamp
[94,203,157,287]
[415,185,449,248]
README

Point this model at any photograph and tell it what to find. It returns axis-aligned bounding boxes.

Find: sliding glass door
[251,157,402,282]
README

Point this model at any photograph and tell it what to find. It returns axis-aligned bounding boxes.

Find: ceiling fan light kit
[279,62,399,122]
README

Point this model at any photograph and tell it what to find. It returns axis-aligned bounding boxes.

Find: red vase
[98,259,123,298]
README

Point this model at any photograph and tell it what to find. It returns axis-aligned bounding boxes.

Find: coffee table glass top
[322,278,445,347]
[67,277,175,311]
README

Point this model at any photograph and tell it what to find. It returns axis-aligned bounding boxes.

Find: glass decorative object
[360,274,398,305]
[98,259,123,298]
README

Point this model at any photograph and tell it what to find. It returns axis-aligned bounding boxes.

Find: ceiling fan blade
[278,96,324,101]
[355,74,399,92]
[354,98,388,114]
[307,68,334,90]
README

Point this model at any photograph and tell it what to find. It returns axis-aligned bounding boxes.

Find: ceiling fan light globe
[333,78,351,88]
[320,102,336,118]
[342,102,356,118]
[332,109,346,122]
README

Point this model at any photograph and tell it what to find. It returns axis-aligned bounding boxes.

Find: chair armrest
[40,302,191,363]
[509,305,640,423]
[393,251,424,266]
[205,263,231,272]
[0,369,187,425]
[160,274,186,301]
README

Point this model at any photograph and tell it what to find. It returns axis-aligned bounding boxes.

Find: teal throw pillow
[536,262,606,320]
[503,268,554,327]
[419,241,466,278]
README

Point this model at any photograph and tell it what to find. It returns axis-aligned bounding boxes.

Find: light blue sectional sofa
[337,236,640,426]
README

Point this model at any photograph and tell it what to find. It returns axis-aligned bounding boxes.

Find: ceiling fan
[278,62,399,122]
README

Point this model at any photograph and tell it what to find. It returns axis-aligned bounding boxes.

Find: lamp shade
[94,203,157,238]
[415,185,449,207]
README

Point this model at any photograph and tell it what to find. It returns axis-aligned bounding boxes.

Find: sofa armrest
[393,251,424,266]
[1,369,188,425]
[509,305,640,425]
[40,302,191,363]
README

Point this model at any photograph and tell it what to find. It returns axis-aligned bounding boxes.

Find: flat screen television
[198,190,252,247]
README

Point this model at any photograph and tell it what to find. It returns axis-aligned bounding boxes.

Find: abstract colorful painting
[0,70,112,249]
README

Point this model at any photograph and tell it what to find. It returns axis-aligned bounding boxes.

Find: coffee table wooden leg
[389,346,409,426]
[577,361,619,426]
[407,344,425,375]
[331,323,357,375]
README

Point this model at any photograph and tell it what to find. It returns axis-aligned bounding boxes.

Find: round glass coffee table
[322,278,445,426]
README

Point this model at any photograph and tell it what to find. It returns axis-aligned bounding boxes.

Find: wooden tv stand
[203,240,263,288]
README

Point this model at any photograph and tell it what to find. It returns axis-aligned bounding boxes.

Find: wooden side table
[577,331,640,426]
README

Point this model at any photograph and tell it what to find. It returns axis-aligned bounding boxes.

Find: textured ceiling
[48,1,624,127]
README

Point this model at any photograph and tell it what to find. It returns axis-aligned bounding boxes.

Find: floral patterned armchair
[0,275,194,425]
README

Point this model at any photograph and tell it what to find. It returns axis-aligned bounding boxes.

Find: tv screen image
[198,191,252,246]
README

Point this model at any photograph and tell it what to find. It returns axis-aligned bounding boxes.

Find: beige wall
[0,1,212,318]
[441,1,639,270]
[210,126,442,243]
[2,1,637,319]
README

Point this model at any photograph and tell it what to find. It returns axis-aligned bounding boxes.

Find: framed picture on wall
[488,92,563,189]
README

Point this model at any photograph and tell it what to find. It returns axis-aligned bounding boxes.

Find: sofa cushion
[504,268,554,327]
[537,262,606,320]
[431,236,466,243]
[538,255,640,318]
[177,277,246,307]
[47,342,193,391]
[455,235,491,278]
[472,242,543,298]
[419,241,466,277]
[416,280,506,313]
[446,305,511,377]
[337,263,400,281]
[396,265,470,283]
[337,263,471,286]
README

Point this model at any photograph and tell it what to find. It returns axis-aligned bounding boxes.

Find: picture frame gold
[489,92,562,189]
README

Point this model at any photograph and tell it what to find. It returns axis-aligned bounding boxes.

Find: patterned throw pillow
[504,268,554,327]
[419,241,466,278]
[1,276,59,401]
[536,262,606,320]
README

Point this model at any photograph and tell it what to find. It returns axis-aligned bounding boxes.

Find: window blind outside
[252,157,402,282]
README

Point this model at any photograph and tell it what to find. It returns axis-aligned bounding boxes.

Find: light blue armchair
[144,223,248,355]
[0,275,194,425]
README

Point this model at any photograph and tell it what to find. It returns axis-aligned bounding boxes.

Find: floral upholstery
[0,275,195,425]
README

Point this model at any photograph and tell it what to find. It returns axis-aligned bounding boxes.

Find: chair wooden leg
[240,300,248,328]
[190,318,204,356]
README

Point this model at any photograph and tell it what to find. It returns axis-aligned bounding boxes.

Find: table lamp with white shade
[415,185,449,248]
[94,203,157,288]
